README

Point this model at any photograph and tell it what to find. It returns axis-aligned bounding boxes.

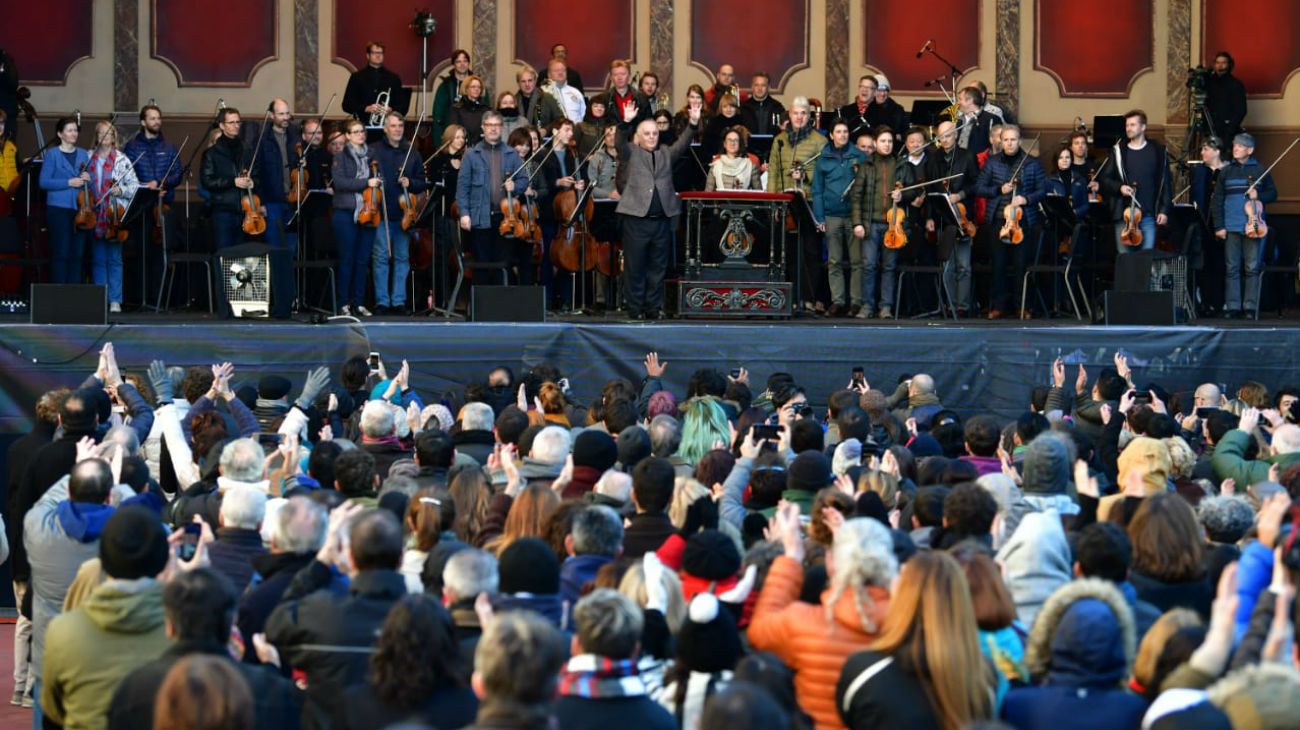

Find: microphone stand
[179,100,226,250]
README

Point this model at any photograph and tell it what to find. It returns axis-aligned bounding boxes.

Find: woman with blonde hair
[450,74,489,143]
[837,551,993,730]
[86,120,139,312]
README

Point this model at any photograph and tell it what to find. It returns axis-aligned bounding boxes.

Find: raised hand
[1073,459,1099,499]
[1052,357,1065,388]
[1075,363,1088,394]
[773,500,804,561]
[644,351,666,378]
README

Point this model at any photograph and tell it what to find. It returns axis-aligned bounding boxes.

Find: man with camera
[1204,51,1247,145]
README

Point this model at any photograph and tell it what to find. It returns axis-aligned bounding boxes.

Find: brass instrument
[369,88,391,127]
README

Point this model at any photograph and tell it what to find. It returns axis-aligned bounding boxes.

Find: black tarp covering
[0,320,1298,433]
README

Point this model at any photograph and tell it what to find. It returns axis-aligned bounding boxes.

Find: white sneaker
[879,307,894,319]
[355,306,373,317]
[856,308,874,319]
[340,305,352,316]
[109,302,122,313]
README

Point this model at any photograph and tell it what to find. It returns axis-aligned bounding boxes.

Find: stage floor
[2,312,1299,432]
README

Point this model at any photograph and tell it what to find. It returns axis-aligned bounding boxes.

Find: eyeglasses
[482,122,502,128]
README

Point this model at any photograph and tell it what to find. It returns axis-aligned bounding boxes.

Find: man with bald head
[615,100,702,319]
[705,63,748,113]
[887,373,943,420]
[924,119,981,316]
[252,97,300,317]
[547,58,586,124]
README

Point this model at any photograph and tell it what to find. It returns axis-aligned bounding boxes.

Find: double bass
[551,141,601,274]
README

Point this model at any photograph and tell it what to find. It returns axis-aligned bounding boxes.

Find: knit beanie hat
[1022,434,1070,494]
[258,375,292,401]
[908,433,944,457]
[99,505,169,580]
[573,430,618,471]
[235,385,258,410]
[682,529,741,582]
[1117,437,1171,496]
[676,593,743,673]
[617,425,652,472]
[787,451,833,494]
[497,537,560,595]
[421,404,454,432]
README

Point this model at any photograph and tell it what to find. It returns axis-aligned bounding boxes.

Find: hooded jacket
[996,511,1072,628]
[41,578,168,730]
[1001,579,1146,730]
[748,555,891,730]
[1211,428,1300,489]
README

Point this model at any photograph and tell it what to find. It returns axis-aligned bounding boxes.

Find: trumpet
[369,88,391,127]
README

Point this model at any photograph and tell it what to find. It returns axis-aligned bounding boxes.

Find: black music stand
[127,189,161,312]
[910,100,952,129]
[784,189,818,308]
[747,134,775,164]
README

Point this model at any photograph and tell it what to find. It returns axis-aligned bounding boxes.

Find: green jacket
[42,578,168,730]
[1211,429,1300,487]
[766,127,827,197]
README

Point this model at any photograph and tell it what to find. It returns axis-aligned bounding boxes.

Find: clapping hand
[1051,357,1065,388]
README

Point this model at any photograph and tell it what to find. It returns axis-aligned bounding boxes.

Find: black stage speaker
[472,286,546,322]
[30,284,107,324]
[1104,290,1175,326]
[1114,250,1156,291]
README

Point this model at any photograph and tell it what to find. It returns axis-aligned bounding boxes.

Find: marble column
[650,0,675,103]
[994,0,1019,120]
[113,0,138,112]
[472,0,497,95]
[825,0,849,107]
[1166,0,1192,149]
[294,0,319,114]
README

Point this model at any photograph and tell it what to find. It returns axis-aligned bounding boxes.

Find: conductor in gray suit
[615,99,701,319]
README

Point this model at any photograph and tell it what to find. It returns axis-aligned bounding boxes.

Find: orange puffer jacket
[747,555,890,730]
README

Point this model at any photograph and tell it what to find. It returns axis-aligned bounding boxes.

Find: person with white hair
[519,425,571,489]
[218,438,268,491]
[235,496,328,660]
[359,398,411,480]
[207,484,268,591]
[767,94,828,315]
[441,547,499,657]
[453,401,497,465]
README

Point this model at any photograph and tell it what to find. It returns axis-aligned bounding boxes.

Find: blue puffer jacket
[1001,579,1146,730]
[39,146,91,210]
[123,132,182,202]
[455,139,522,229]
[1211,156,1277,233]
[976,149,1048,227]
[812,143,866,221]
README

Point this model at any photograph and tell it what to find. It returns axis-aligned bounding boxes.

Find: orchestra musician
[546,59,587,125]
[456,110,524,286]
[123,105,181,296]
[812,119,868,317]
[674,85,711,145]
[837,76,878,140]
[767,97,828,314]
[607,60,651,127]
[200,108,259,250]
[974,81,1012,125]
[638,72,662,113]
[925,120,980,316]
[1068,131,1098,205]
[549,44,584,92]
[1098,109,1172,254]
[497,91,528,139]
[330,118,379,317]
[615,96,700,320]
[849,126,908,319]
[956,86,1003,157]
[854,128,875,157]
[704,64,748,114]
[427,124,467,310]
[588,123,620,308]
[342,41,407,126]
[541,118,585,300]
[294,118,334,222]
[433,50,472,142]
[975,123,1046,320]
[705,126,761,192]
[1212,132,1277,318]
[39,117,90,284]
[86,121,139,313]
[256,98,299,249]
[973,123,1003,227]
[576,96,611,161]
[1191,137,1228,315]
[516,65,562,131]
[450,75,490,145]
[0,110,16,208]
[371,111,429,314]
[867,76,907,138]
[741,72,786,138]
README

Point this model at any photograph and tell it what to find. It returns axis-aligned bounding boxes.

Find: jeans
[1114,216,1157,254]
[620,213,671,315]
[943,228,973,312]
[862,222,897,311]
[262,200,291,248]
[46,207,85,284]
[1224,232,1263,314]
[89,235,124,304]
[332,210,375,309]
[374,221,410,307]
[825,216,861,306]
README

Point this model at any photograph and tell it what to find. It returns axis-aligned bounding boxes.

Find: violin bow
[1246,136,1299,194]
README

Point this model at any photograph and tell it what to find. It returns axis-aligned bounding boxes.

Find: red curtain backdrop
[1036,0,1153,96]
[512,0,634,91]
[1203,0,1300,96]
[690,0,809,92]
[153,0,277,85]
[0,2,93,84]
[332,0,455,86]
[863,0,978,93]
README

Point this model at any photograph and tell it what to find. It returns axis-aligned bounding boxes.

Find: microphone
[916,39,933,58]
[923,76,945,88]
[74,109,81,128]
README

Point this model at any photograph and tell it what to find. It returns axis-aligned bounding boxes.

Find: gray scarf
[348,143,370,220]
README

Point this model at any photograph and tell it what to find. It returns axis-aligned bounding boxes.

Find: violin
[241,111,271,236]
[75,163,97,230]
[943,180,977,238]
[357,160,383,227]
[499,194,526,239]
[105,201,129,242]
[999,174,1025,245]
[288,142,307,205]
[883,182,908,249]
[525,195,544,264]
[398,105,427,232]
[1243,176,1268,239]
[1120,182,1142,247]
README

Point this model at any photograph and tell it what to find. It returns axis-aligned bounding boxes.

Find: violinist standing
[124,104,181,299]
[925,121,980,316]
[615,96,700,320]
[38,117,91,284]
[200,108,259,250]
[456,111,523,286]
[370,111,429,314]
[86,121,139,312]
[331,119,378,316]
[1212,133,1277,318]
[975,124,1046,320]
[1098,110,1172,254]
[256,98,301,250]
[849,127,914,320]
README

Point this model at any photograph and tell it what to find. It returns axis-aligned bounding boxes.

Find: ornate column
[650,0,674,102]
[825,0,849,107]
[994,0,1020,120]
[472,0,497,91]
[114,0,138,111]
[294,0,319,114]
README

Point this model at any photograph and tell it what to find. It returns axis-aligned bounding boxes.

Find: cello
[551,140,601,274]
[1119,182,1142,247]
[240,111,272,236]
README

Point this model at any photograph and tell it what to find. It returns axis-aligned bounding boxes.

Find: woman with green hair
[678,398,731,466]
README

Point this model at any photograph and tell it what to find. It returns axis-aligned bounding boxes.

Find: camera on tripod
[1186,66,1211,103]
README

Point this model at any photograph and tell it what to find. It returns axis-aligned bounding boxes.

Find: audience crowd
[4,343,1300,730]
